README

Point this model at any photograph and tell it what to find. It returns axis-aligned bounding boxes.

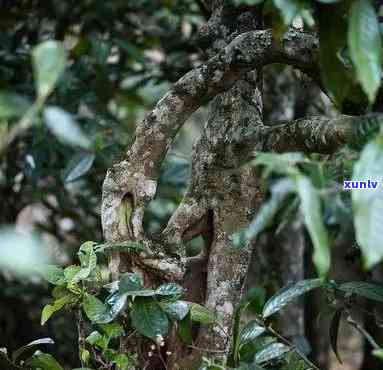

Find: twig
[187,344,227,354]
[347,315,380,350]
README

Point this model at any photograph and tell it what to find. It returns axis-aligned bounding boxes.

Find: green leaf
[262,279,323,319]
[62,152,95,183]
[156,283,183,296]
[352,137,383,268]
[339,281,383,302]
[95,240,145,253]
[85,331,108,350]
[83,294,113,324]
[189,303,217,324]
[296,175,330,276]
[63,265,82,282]
[239,321,266,346]
[254,342,290,364]
[318,4,353,106]
[348,0,382,102]
[12,338,54,362]
[0,93,30,119]
[161,301,190,321]
[178,315,193,344]
[40,265,65,285]
[98,322,124,338]
[28,353,63,370]
[245,178,294,240]
[32,40,67,99]
[41,295,74,325]
[114,353,132,370]
[44,107,91,149]
[329,308,343,363]
[130,297,170,339]
[119,273,156,296]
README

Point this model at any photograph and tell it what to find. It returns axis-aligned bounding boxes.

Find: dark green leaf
[263,279,323,318]
[178,315,193,344]
[348,0,382,102]
[130,297,170,339]
[119,273,156,296]
[239,321,266,346]
[98,322,124,338]
[28,353,63,370]
[329,308,343,363]
[0,93,30,119]
[254,342,290,364]
[83,294,113,324]
[339,281,383,302]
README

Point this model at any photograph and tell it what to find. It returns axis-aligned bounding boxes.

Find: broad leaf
[178,315,193,344]
[352,137,383,268]
[130,298,170,339]
[32,40,67,98]
[161,301,190,321]
[62,152,95,183]
[119,273,155,296]
[329,308,343,363]
[239,321,266,346]
[263,279,323,318]
[86,331,108,350]
[44,107,91,149]
[348,0,382,102]
[254,342,290,364]
[27,353,63,370]
[83,294,113,324]
[318,5,353,106]
[296,175,330,276]
[0,93,30,119]
[40,265,65,285]
[98,322,124,339]
[41,295,74,325]
[339,281,383,302]
[245,178,294,240]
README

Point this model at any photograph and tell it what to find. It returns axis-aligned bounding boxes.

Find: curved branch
[257,114,383,154]
[101,29,318,243]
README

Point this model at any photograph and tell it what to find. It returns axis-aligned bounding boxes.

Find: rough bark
[100,7,382,367]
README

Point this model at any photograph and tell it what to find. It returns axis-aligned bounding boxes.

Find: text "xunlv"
[343,180,379,190]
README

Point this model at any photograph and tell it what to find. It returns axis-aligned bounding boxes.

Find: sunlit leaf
[62,152,95,183]
[296,175,330,276]
[27,353,63,370]
[352,137,383,268]
[263,279,323,318]
[32,40,67,98]
[239,321,266,346]
[44,107,91,149]
[161,301,190,321]
[12,338,54,362]
[41,295,75,325]
[189,303,217,324]
[348,0,382,102]
[254,342,290,364]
